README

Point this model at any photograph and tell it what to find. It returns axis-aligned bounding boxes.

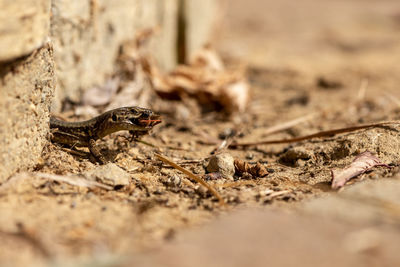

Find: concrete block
[0,45,55,182]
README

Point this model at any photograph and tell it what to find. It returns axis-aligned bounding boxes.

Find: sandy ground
[2,0,400,266]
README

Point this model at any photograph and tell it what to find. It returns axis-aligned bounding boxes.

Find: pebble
[167,174,182,187]
[245,153,254,160]
[84,163,131,187]
[206,152,235,180]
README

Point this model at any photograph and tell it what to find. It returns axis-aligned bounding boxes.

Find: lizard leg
[129,130,146,142]
[89,139,106,164]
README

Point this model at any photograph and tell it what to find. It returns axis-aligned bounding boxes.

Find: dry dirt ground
[2,0,400,266]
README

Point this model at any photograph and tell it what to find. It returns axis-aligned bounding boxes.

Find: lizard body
[50,106,161,163]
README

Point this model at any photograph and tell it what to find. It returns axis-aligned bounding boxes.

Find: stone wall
[0,0,51,61]
[0,45,55,182]
[183,0,222,60]
[0,0,221,183]
[50,0,180,110]
[0,0,54,182]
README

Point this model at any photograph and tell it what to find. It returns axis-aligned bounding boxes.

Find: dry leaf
[234,159,268,178]
[190,44,224,71]
[144,45,250,115]
[220,80,250,113]
[331,151,391,189]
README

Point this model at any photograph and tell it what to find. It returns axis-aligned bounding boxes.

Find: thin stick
[357,78,368,101]
[0,172,113,196]
[212,131,241,154]
[136,139,190,151]
[261,112,318,137]
[34,172,113,190]
[199,113,317,147]
[230,121,400,148]
[155,153,225,205]
[216,180,258,188]
[162,159,204,168]
[132,139,159,150]
[384,92,400,108]
[268,190,291,198]
[60,147,90,158]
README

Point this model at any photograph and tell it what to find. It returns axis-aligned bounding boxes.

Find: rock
[206,153,235,180]
[84,163,131,187]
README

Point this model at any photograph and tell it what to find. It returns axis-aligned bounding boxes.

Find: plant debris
[331,151,391,189]
[230,121,400,148]
[143,45,251,115]
[7,172,113,191]
[234,159,268,178]
[317,76,343,89]
[155,153,225,205]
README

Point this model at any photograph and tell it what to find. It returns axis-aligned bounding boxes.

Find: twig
[35,172,113,190]
[384,92,400,108]
[136,139,190,151]
[161,159,204,168]
[211,131,241,154]
[357,78,368,101]
[135,139,160,150]
[215,180,258,188]
[196,130,221,145]
[268,190,291,198]
[230,121,400,148]
[199,113,316,148]
[60,147,90,158]
[0,172,113,192]
[155,153,225,205]
[261,112,318,137]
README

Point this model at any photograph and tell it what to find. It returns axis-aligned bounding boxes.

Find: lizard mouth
[137,114,162,128]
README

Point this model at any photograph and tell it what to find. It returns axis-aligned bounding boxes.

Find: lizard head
[109,106,162,132]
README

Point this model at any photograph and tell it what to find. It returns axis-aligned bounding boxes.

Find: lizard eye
[112,114,117,121]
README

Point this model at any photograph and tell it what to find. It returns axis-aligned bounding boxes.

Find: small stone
[219,128,236,139]
[245,153,254,160]
[203,172,224,180]
[195,185,209,198]
[84,163,131,187]
[206,153,235,180]
[167,174,182,187]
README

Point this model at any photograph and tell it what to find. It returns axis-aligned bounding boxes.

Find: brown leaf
[234,159,268,178]
[145,45,250,115]
[331,151,391,189]
[190,44,224,71]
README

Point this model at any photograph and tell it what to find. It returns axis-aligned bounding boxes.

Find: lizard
[50,106,162,164]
